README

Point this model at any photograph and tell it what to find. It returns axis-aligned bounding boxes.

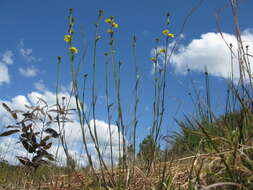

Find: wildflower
[64,35,72,42]
[162,29,169,35]
[162,29,175,38]
[112,22,118,28]
[159,48,166,54]
[107,29,113,34]
[150,57,157,62]
[105,18,113,23]
[69,46,78,54]
[168,33,175,38]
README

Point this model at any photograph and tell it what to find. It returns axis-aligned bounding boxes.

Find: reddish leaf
[5,125,19,129]
[16,156,32,166]
[22,123,32,132]
[0,129,20,137]
[11,112,17,119]
[2,103,17,119]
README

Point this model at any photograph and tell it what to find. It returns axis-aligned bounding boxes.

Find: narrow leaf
[2,103,17,119]
[44,153,55,161]
[0,129,20,137]
[45,128,59,138]
[5,125,19,129]
[43,142,52,149]
[16,156,32,166]
[2,103,12,113]
[21,139,36,153]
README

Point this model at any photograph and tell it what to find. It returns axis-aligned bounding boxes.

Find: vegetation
[0,0,253,189]
[0,100,60,171]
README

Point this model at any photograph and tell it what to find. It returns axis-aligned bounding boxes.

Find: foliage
[0,99,65,170]
[137,135,162,165]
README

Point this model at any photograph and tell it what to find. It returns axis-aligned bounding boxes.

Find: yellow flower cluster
[107,29,113,34]
[112,22,118,28]
[159,48,166,54]
[64,35,72,42]
[105,18,118,28]
[64,35,78,54]
[105,17,118,34]
[150,57,157,62]
[162,29,174,38]
[105,18,112,23]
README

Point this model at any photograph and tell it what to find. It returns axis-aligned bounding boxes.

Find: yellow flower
[150,57,157,62]
[64,35,72,42]
[105,18,112,23]
[159,48,166,54]
[162,29,175,38]
[112,22,118,28]
[69,46,78,54]
[168,33,175,38]
[107,29,113,34]
[162,29,169,35]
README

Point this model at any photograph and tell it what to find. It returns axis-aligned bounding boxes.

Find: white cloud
[0,137,26,165]
[0,50,14,85]
[0,64,10,85]
[18,40,41,63]
[155,30,253,81]
[179,33,185,39]
[34,80,47,91]
[2,51,14,65]
[18,67,37,77]
[69,119,123,146]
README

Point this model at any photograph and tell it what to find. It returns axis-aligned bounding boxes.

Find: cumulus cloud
[0,137,25,164]
[155,30,253,80]
[18,67,38,77]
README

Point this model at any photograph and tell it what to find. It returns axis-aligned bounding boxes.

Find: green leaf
[44,153,55,161]
[43,135,51,142]
[43,142,52,150]
[0,129,20,137]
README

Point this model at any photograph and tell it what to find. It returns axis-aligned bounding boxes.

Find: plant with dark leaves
[0,98,73,171]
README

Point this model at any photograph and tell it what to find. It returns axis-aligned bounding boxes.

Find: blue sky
[0,0,253,165]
